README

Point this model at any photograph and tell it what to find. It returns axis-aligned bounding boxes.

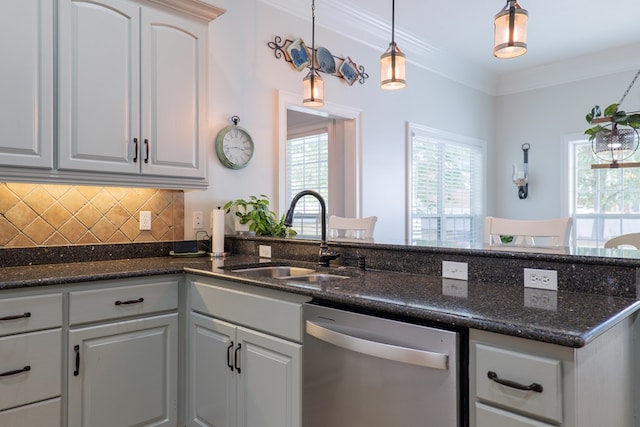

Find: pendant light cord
[618,67,640,107]
[391,0,395,45]
[311,0,316,73]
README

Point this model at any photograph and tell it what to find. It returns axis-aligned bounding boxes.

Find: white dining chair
[484,216,573,247]
[328,215,377,241]
[604,233,640,249]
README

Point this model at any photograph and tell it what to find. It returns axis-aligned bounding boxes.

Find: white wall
[185,0,495,243]
[491,70,640,220]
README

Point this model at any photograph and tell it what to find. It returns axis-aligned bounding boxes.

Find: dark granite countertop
[1,254,638,348]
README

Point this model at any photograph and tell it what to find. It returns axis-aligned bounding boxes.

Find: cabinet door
[140,7,207,179]
[58,0,140,174]
[190,312,237,427]
[237,326,302,427]
[68,313,177,427]
[0,0,53,169]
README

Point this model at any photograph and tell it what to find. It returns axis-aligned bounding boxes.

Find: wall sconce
[512,143,530,199]
[302,0,324,106]
[493,0,528,59]
[380,0,406,90]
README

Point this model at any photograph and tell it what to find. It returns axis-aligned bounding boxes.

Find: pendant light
[303,0,324,106]
[493,0,528,59]
[380,0,406,90]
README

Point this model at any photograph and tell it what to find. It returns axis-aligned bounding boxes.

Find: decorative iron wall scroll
[267,36,369,85]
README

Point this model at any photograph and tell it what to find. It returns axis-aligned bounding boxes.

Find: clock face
[215,126,255,169]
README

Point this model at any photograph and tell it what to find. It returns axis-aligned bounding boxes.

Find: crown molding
[146,0,225,21]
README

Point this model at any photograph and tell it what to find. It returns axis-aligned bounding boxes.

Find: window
[407,124,485,246]
[569,138,640,247]
[285,130,329,237]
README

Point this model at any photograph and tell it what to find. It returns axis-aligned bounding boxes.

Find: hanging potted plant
[223,195,297,238]
[584,69,640,167]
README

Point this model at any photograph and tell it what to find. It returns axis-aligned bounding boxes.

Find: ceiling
[264,0,640,95]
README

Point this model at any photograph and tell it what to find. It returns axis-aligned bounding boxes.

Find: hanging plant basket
[584,68,640,168]
[585,103,640,168]
[592,125,639,164]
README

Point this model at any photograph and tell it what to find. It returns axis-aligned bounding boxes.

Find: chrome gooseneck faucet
[284,190,340,267]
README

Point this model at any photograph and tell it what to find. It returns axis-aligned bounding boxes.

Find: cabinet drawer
[0,329,61,411]
[190,278,310,342]
[476,402,554,427]
[475,343,562,424]
[69,279,178,325]
[0,293,62,336]
[0,397,61,427]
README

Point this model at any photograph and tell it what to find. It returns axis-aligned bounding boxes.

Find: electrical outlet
[259,245,272,258]
[139,211,152,230]
[193,211,203,229]
[523,268,558,291]
[442,261,468,281]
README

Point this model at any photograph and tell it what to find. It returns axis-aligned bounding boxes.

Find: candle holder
[512,143,530,199]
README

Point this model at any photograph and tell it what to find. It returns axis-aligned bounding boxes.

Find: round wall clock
[215,116,255,169]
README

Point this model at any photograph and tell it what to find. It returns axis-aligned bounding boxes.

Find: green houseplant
[584,103,640,142]
[223,195,297,238]
[585,103,640,164]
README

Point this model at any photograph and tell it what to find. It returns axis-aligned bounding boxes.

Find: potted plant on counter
[223,195,297,238]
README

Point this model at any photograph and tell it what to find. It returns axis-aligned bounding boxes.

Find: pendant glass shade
[303,70,324,107]
[493,0,528,59]
[592,127,639,164]
[380,42,406,90]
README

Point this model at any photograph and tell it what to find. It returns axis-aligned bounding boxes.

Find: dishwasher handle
[306,320,449,370]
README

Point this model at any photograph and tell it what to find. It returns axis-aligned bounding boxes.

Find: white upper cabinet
[140,7,208,179]
[56,0,221,188]
[0,0,54,169]
[58,0,140,175]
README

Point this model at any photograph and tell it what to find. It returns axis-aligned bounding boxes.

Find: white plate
[317,47,336,74]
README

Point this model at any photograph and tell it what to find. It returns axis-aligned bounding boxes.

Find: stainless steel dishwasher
[303,301,467,426]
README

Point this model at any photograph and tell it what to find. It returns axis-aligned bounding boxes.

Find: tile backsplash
[0,183,184,248]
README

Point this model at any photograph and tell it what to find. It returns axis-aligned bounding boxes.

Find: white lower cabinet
[188,276,310,427]
[190,312,302,427]
[67,276,179,427]
[0,292,62,426]
[470,318,635,427]
[68,313,178,427]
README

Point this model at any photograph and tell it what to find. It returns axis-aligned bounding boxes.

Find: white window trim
[405,122,487,244]
[560,132,584,220]
[277,90,363,217]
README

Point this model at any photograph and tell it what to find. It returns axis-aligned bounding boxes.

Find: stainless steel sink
[277,273,349,283]
[231,265,316,278]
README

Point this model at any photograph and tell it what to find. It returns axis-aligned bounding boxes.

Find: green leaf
[603,103,619,117]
